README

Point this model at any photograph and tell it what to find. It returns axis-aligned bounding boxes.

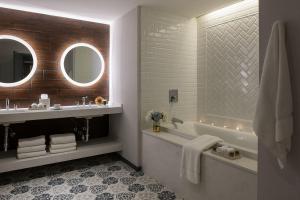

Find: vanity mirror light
[60,43,105,87]
[0,35,37,87]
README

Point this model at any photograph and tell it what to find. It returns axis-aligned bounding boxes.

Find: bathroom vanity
[0,104,123,173]
[0,11,120,173]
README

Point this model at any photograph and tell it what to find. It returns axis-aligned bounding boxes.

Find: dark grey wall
[259,0,300,199]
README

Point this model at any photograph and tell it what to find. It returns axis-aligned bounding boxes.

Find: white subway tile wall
[197,0,259,131]
[141,7,198,127]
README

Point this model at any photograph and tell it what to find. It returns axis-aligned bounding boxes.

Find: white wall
[109,7,141,166]
[140,7,198,127]
[259,0,300,199]
[197,0,259,131]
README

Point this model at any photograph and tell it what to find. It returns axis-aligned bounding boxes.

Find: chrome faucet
[82,96,88,106]
[171,117,184,129]
[5,98,9,110]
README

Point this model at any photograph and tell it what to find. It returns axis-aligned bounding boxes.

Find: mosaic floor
[0,155,181,200]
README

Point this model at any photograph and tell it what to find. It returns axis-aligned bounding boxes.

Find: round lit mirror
[60,43,105,87]
[0,35,37,87]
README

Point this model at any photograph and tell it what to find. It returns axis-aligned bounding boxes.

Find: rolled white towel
[50,133,76,144]
[216,146,235,153]
[17,145,46,154]
[49,147,77,154]
[50,142,76,150]
[18,136,45,148]
[17,151,47,159]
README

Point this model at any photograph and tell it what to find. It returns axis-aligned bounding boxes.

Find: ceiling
[0,0,241,23]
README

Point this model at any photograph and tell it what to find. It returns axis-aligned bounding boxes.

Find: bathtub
[161,121,258,157]
[142,121,258,200]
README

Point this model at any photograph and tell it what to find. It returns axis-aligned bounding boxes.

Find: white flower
[162,112,168,122]
[145,110,154,122]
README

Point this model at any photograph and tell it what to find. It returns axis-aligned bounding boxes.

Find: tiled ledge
[142,129,257,175]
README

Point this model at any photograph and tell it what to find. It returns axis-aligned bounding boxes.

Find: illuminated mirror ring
[0,35,37,87]
[60,43,105,87]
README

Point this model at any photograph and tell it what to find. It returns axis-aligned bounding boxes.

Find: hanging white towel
[49,147,77,154]
[17,145,46,154]
[17,150,47,159]
[253,21,293,169]
[18,135,46,148]
[180,135,223,184]
[50,142,76,150]
[50,133,76,144]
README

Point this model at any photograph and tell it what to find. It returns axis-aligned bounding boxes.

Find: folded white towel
[180,135,223,184]
[49,147,77,154]
[50,142,76,150]
[50,133,76,144]
[17,145,46,154]
[17,150,47,159]
[253,21,293,169]
[18,136,45,148]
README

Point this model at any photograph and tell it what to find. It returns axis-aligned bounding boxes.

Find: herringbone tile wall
[197,0,259,131]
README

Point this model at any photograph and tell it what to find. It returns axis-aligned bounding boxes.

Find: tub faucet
[171,117,183,129]
[5,98,9,110]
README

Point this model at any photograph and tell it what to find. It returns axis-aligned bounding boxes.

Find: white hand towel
[50,133,76,144]
[253,21,293,169]
[49,147,77,154]
[50,142,76,150]
[17,150,47,159]
[17,145,46,154]
[18,135,45,148]
[180,135,223,184]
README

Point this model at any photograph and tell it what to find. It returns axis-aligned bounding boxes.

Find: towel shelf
[0,104,122,152]
[0,137,122,173]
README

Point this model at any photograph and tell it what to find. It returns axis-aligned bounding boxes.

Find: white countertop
[0,104,123,124]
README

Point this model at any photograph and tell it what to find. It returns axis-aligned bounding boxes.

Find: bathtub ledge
[142,129,257,175]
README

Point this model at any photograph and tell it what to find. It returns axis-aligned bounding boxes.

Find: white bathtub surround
[197,0,259,131]
[50,133,76,144]
[180,135,223,184]
[162,121,258,154]
[254,21,293,169]
[18,135,46,148]
[141,7,198,128]
[142,130,257,200]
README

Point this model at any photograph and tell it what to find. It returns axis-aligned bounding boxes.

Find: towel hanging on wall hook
[253,21,293,169]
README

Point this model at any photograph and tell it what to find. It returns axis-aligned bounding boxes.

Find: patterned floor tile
[0,155,181,200]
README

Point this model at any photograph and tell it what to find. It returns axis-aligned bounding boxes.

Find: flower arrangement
[145,110,167,132]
